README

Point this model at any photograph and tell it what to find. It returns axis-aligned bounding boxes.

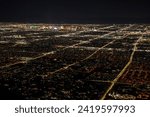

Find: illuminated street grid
[0,23,150,99]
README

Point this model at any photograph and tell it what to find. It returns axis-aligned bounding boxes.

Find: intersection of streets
[0,24,150,99]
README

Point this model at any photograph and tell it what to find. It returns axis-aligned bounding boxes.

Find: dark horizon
[0,0,150,24]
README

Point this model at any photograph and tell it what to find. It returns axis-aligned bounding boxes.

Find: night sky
[0,0,149,23]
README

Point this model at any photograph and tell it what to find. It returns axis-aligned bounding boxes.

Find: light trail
[100,34,143,100]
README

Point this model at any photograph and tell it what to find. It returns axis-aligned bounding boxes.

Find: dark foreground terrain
[0,23,150,99]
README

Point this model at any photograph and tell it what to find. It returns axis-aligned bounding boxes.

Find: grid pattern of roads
[0,23,150,99]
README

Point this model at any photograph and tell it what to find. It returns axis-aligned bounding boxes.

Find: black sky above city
[0,0,150,23]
